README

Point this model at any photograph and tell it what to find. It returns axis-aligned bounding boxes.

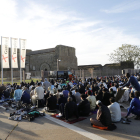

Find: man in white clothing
[108,97,121,122]
[32,83,44,105]
[109,83,117,92]
[87,91,96,111]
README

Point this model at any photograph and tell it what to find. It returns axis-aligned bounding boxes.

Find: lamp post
[57,59,61,71]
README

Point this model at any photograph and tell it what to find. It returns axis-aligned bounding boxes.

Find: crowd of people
[0,73,140,128]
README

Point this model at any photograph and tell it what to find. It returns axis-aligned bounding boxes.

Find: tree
[108,44,140,68]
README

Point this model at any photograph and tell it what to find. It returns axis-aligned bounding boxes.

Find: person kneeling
[64,97,79,121]
[90,100,112,127]
[125,92,140,120]
[46,91,57,112]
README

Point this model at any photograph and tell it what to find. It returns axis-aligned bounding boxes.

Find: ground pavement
[0,104,140,140]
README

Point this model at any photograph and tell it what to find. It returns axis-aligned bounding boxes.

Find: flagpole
[1,36,3,84]
[19,38,22,83]
[11,37,13,85]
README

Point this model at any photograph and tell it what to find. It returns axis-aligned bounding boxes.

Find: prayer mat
[119,103,129,110]
[51,114,86,124]
[115,89,125,102]
[92,125,108,130]
[121,112,135,118]
[92,124,117,131]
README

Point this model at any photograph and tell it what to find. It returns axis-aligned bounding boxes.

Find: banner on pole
[11,38,18,68]
[2,37,9,68]
[20,39,26,68]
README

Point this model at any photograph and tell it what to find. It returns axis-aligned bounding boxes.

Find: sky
[0,0,140,66]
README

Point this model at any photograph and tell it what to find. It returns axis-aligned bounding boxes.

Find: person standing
[43,78,51,91]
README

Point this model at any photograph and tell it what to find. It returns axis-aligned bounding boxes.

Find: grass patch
[0,78,41,85]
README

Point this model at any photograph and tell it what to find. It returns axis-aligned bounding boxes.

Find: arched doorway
[40,63,50,71]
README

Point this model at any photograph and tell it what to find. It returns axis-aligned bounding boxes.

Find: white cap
[96,100,101,105]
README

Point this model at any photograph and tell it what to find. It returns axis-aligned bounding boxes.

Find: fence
[1,68,140,84]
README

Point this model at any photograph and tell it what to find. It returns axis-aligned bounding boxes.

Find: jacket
[87,95,96,110]
[14,89,22,101]
[34,86,44,99]
[127,97,140,116]
[102,92,110,106]
[58,96,67,105]
[21,91,31,104]
[47,95,57,110]
[64,101,79,120]
[43,78,51,91]
[97,105,112,127]
[79,86,85,94]
[78,98,90,116]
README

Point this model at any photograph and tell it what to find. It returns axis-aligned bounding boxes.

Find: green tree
[108,44,140,68]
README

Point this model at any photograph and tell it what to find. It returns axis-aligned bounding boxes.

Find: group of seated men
[1,72,140,126]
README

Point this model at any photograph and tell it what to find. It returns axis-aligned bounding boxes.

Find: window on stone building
[33,66,35,70]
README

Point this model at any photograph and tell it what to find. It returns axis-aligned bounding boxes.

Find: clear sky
[0,0,140,66]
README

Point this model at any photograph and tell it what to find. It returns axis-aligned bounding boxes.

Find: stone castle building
[26,45,78,72]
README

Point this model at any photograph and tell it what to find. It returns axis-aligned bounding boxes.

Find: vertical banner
[11,38,18,68]
[20,39,26,68]
[2,37,9,68]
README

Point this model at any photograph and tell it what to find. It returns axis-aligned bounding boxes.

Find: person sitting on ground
[79,84,85,94]
[74,89,81,104]
[108,97,121,122]
[24,85,30,94]
[0,85,6,99]
[62,87,69,98]
[109,88,116,98]
[30,86,35,98]
[118,86,130,103]
[2,89,10,99]
[109,82,117,93]
[14,85,22,101]
[46,91,57,111]
[68,91,76,103]
[94,83,99,92]
[102,88,111,106]
[125,92,140,120]
[87,90,96,111]
[10,89,14,98]
[64,97,79,121]
[21,87,31,104]
[78,94,90,116]
[58,93,67,117]
[90,100,112,127]
[32,83,44,106]
[44,86,51,104]
[95,91,102,101]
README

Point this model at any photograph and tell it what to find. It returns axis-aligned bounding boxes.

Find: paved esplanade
[0,108,140,140]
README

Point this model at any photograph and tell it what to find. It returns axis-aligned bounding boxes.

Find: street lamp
[57,59,61,71]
